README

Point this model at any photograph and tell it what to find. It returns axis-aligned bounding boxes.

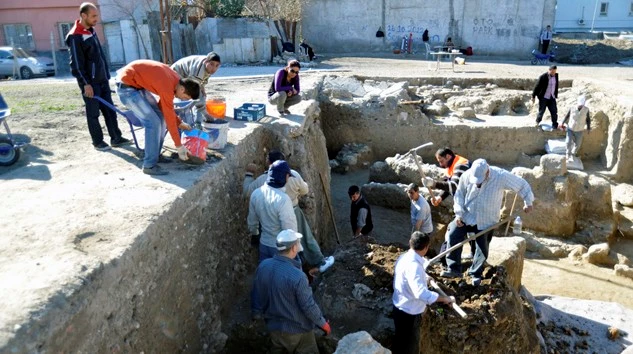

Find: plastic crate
[234,103,266,122]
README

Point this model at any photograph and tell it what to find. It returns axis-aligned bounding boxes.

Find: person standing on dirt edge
[442,159,534,286]
[532,65,559,129]
[66,2,130,151]
[392,231,454,354]
[348,185,373,238]
[254,229,331,354]
[540,25,553,54]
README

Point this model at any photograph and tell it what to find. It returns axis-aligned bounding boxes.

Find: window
[600,2,609,16]
[2,24,34,50]
[0,50,12,59]
[58,22,74,48]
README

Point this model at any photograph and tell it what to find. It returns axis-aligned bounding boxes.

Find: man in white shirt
[540,25,553,54]
[392,232,453,354]
[561,95,591,161]
[441,159,534,286]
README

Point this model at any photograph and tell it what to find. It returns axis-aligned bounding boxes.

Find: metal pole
[590,0,599,32]
[50,31,57,76]
[10,39,18,79]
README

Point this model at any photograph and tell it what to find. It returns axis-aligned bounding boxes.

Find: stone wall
[302,0,556,56]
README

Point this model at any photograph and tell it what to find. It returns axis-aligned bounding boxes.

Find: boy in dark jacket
[66,2,129,151]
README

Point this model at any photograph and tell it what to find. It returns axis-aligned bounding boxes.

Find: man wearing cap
[254,229,331,353]
[561,95,591,162]
[171,52,221,123]
[532,65,559,129]
[442,159,534,286]
[393,231,454,354]
[348,185,373,237]
[247,159,298,262]
[244,151,335,274]
[406,184,433,235]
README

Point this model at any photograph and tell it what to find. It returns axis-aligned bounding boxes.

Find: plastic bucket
[205,97,226,119]
[202,120,229,149]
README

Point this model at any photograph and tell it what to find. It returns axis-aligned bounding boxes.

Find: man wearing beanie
[247,160,298,262]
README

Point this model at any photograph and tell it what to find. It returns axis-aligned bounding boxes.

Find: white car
[0,46,55,80]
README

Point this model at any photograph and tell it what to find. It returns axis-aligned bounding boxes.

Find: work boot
[142,165,168,176]
[94,141,111,151]
[440,270,462,279]
[111,137,132,147]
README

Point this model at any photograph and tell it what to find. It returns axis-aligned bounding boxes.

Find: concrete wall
[302,0,557,56]
[195,18,272,64]
[555,0,633,32]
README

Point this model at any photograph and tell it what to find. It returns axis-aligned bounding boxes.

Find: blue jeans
[445,219,493,278]
[116,86,166,169]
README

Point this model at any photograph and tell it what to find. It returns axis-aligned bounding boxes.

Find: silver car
[0,46,55,80]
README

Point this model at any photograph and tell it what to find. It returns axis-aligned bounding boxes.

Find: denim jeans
[445,218,493,278]
[116,86,165,169]
[81,81,122,146]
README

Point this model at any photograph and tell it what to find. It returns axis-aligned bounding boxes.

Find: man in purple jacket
[268,60,301,115]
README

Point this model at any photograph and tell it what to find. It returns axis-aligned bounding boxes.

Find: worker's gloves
[423,177,436,188]
[178,122,192,131]
[321,320,332,336]
[177,145,190,161]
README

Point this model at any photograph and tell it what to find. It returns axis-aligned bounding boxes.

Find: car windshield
[12,48,35,59]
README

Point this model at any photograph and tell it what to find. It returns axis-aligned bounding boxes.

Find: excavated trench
[11,75,633,353]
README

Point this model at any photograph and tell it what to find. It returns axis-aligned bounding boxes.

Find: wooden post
[50,32,57,76]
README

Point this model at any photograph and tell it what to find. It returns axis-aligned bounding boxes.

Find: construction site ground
[2,53,633,351]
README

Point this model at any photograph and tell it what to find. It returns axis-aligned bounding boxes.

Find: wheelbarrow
[92,96,196,153]
[0,93,28,166]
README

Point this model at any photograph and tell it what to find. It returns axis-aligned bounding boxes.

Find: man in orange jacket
[116,60,200,175]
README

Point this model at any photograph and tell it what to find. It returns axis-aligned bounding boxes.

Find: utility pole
[159,0,173,64]
[50,32,57,76]
[590,0,599,32]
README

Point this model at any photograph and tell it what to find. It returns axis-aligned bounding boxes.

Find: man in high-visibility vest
[424,147,471,207]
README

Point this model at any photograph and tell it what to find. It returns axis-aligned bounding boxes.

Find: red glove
[321,321,331,336]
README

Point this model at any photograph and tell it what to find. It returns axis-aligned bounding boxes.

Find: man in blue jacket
[66,2,129,151]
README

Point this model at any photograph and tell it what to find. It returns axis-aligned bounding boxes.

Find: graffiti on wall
[385,19,440,41]
[472,16,518,37]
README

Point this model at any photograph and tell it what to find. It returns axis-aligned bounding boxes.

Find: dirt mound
[554,38,633,64]
[315,240,540,353]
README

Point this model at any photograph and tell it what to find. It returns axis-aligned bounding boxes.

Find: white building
[554,0,633,32]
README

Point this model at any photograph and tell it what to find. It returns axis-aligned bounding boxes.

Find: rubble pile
[329,143,373,173]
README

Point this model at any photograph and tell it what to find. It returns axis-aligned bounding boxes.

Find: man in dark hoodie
[66,2,130,151]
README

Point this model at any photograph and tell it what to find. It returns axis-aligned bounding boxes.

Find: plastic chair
[424,42,431,60]
[92,96,145,152]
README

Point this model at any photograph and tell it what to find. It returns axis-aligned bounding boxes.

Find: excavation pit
[2,68,633,353]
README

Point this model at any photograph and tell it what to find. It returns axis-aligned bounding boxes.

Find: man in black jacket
[531,65,559,129]
[66,2,129,151]
[348,185,373,237]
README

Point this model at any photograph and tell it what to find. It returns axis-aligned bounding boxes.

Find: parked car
[0,46,55,80]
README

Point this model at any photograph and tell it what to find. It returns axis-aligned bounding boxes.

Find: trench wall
[320,76,633,183]
[302,0,556,56]
[2,85,333,353]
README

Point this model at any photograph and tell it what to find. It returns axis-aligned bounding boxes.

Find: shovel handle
[429,278,467,318]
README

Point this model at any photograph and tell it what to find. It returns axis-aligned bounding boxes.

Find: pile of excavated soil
[554,38,633,64]
[314,240,539,353]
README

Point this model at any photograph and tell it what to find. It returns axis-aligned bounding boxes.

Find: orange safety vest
[446,155,469,177]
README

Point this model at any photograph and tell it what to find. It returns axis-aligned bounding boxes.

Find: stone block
[487,236,526,291]
[334,331,391,354]
[323,76,366,97]
[458,107,477,118]
[568,245,588,260]
[539,154,567,176]
[614,265,633,280]
[616,207,633,239]
[424,100,449,116]
[582,243,618,267]
[361,182,409,210]
[613,184,633,207]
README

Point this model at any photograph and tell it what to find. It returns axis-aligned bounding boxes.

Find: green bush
[216,0,244,17]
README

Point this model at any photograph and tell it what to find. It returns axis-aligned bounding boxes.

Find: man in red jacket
[116,60,200,175]
[66,2,130,151]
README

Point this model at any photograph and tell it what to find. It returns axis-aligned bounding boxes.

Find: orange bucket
[206,97,226,119]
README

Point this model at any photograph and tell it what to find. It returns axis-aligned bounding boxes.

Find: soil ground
[2,54,633,351]
[554,37,633,64]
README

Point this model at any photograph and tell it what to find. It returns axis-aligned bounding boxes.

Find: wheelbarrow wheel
[530,58,538,65]
[0,137,20,166]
